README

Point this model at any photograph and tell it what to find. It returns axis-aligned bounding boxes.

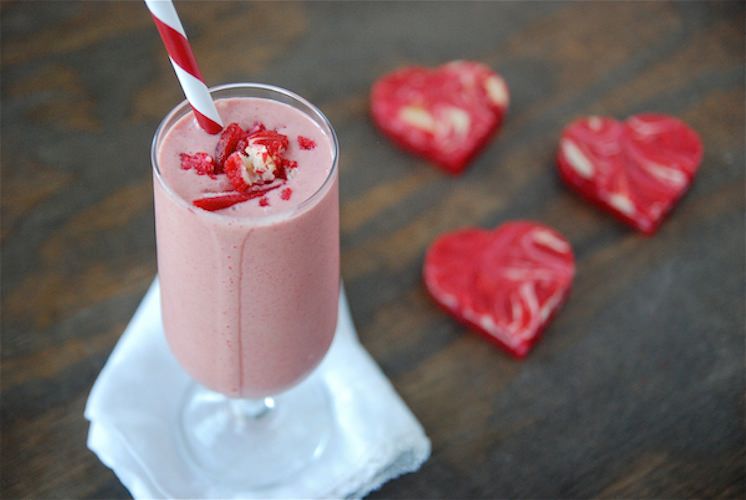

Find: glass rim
[151,83,339,224]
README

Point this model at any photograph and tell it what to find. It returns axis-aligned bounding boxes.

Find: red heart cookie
[371,60,509,174]
[424,221,575,357]
[557,114,703,234]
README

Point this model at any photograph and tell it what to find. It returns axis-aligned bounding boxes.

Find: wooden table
[2,1,744,498]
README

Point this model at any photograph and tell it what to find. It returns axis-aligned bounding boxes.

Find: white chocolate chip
[485,76,509,108]
[503,267,553,281]
[627,116,665,136]
[479,314,497,334]
[539,291,563,321]
[561,139,594,178]
[608,193,636,215]
[533,229,571,253]
[441,106,471,136]
[399,105,436,132]
[240,141,278,185]
[643,161,687,187]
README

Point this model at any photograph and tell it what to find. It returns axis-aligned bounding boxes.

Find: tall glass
[151,84,340,488]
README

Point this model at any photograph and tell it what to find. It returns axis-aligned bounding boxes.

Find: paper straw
[145,0,223,134]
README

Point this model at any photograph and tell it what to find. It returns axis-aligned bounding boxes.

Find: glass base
[178,376,333,489]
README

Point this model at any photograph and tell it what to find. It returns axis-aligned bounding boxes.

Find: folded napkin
[85,279,430,498]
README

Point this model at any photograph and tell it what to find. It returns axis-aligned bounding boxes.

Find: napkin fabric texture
[85,279,430,498]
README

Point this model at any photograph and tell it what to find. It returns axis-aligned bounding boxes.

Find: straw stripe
[149,14,204,80]
[144,0,223,134]
[171,62,223,127]
[144,0,185,37]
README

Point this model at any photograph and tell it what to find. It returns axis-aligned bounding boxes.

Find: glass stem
[229,396,275,420]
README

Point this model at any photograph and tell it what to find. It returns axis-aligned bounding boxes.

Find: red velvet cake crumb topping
[298,136,317,150]
[181,121,302,210]
[179,152,216,177]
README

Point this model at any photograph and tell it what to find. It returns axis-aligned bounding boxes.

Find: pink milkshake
[152,86,339,399]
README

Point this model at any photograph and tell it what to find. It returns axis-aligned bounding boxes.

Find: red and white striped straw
[145,0,223,134]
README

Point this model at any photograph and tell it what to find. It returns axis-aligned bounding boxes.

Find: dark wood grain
[1,1,744,498]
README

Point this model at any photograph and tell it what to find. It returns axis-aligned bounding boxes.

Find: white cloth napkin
[85,279,430,499]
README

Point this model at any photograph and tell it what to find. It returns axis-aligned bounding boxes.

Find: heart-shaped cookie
[424,221,575,357]
[557,114,703,234]
[371,60,509,174]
